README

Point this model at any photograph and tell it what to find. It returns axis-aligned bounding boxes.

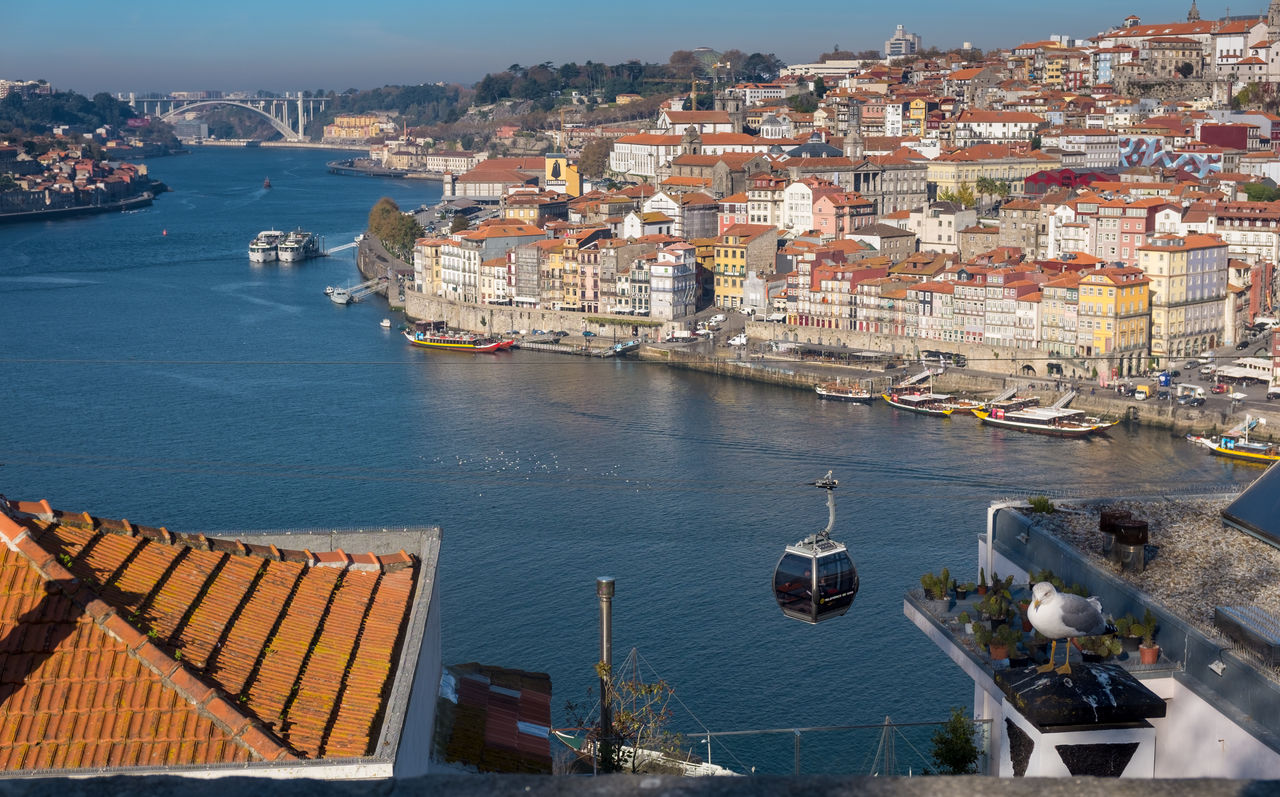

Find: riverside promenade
[357,237,1279,443]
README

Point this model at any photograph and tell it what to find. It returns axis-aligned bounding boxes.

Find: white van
[709,313,727,324]
[728,333,748,347]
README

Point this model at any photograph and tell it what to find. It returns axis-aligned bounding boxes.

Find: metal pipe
[597,576,615,772]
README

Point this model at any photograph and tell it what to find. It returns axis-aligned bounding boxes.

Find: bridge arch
[158,100,300,140]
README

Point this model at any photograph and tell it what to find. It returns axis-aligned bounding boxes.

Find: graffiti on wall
[1117,136,1222,178]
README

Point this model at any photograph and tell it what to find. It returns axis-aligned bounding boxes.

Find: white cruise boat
[248,230,284,262]
[277,229,320,263]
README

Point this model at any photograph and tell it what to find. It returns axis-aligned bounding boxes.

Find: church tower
[1271,0,1280,36]
[842,100,865,161]
[680,125,702,156]
[1187,1,1200,22]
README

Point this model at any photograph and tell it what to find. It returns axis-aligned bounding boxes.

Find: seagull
[1027,582,1112,674]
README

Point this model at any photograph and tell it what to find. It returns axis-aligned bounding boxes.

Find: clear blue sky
[0,0,1241,95]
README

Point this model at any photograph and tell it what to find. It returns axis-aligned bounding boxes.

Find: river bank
[359,235,1280,443]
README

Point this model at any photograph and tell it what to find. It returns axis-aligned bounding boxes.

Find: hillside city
[347,5,1280,385]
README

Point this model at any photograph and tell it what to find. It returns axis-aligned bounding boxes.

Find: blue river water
[0,147,1260,774]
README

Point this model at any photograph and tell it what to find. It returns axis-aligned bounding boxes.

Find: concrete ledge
[0,775,1272,796]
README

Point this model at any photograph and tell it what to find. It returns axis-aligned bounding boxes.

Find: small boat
[972,406,1117,437]
[815,382,874,403]
[263,177,271,189]
[1187,416,1280,465]
[403,328,508,353]
[882,391,955,416]
[380,318,392,329]
[329,287,351,305]
[324,286,335,296]
[941,398,985,415]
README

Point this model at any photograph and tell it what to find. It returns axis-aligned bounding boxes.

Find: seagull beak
[1033,599,1040,609]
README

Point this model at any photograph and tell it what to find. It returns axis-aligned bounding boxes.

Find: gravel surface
[1043,498,1280,642]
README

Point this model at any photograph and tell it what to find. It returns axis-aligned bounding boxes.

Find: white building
[649,243,699,320]
[884,24,922,57]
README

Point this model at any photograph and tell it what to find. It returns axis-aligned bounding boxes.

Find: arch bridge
[123,94,329,141]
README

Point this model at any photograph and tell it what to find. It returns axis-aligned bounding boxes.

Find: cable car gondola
[773,471,859,624]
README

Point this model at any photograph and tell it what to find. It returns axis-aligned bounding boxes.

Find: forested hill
[472,50,787,109]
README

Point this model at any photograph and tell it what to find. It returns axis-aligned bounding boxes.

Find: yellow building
[541,244,568,309]
[1077,265,1150,378]
[323,113,382,141]
[713,224,777,310]
[1138,234,1229,366]
[926,144,1055,199]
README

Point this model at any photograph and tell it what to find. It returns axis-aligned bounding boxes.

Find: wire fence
[675,717,994,776]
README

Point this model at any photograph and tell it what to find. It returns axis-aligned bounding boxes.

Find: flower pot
[1121,636,1141,654]
[1139,643,1159,665]
[977,585,988,596]
[988,643,1009,661]
[955,588,968,600]
[963,623,974,635]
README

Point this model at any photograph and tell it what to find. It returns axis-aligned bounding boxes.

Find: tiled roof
[0,499,419,772]
[440,663,552,774]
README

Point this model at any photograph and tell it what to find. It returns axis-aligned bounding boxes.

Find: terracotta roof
[440,663,552,773]
[0,499,420,771]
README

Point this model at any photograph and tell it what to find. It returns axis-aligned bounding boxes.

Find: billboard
[1118,136,1222,179]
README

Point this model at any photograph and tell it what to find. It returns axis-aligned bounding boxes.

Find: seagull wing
[1057,593,1107,636]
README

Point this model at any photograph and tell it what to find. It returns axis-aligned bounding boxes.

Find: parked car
[1186,396,1206,407]
[1268,387,1280,401]
[1236,340,1251,350]
[582,330,596,337]
[1157,390,1171,401]
[710,313,727,324]
[1212,383,1228,394]
[553,330,569,338]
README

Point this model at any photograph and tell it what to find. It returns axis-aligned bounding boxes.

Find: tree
[812,76,827,100]
[578,138,612,178]
[975,176,999,209]
[930,707,980,774]
[1242,182,1280,202]
[564,651,684,774]
[450,213,470,233]
[1177,62,1195,79]
[939,182,976,208]
[367,197,424,259]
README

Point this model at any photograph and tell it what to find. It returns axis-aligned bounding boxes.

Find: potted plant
[973,622,993,653]
[920,567,952,613]
[1114,614,1141,654]
[1139,609,1160,665]
[1079,634,1122,662]
[977,568,988,596]
[955,581,973,601]
[1018,599,1033,632]
[989,623,1021,662]
[958,611,973,635]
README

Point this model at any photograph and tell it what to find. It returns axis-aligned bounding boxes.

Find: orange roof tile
[0,500,422,771]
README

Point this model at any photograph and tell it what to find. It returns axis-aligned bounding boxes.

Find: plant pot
[988,643,1009,661]
[954,588,968,600]
[1121,636,1141,654]
[1081,651,1104,663]
[963,623,974,635]
[1021,615,1033,633]
[977,585,988,596]
[1139,644,1159,665]
[1008,655,1031,669]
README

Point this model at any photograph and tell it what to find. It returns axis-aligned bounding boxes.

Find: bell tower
[1271,0,1280,37]
[1187,0,1200,22]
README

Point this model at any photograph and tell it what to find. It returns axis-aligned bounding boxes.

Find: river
[0,146,1259,774]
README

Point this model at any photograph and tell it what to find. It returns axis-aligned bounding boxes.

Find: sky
[0,0,1259,95]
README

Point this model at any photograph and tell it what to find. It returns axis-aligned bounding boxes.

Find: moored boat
[248,229,284,262]
[329,287,351,305]
[816,382,874,403]
[882,391,955,416]
[1186,416,1280,465]
[942,398,985,415]
[277,229,320,262]
[972,406,1116,437]
[403,328,509,353]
